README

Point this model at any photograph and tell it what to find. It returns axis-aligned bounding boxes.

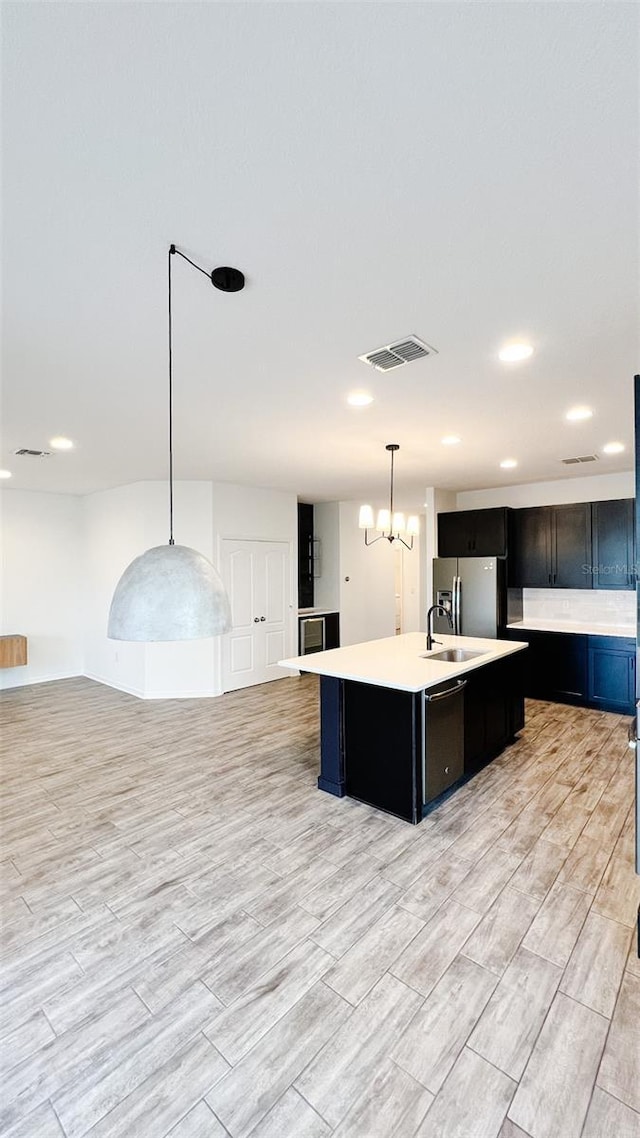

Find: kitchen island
[280,632,528,823]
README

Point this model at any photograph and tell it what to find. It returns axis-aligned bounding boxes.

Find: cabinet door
[324,612,340,650]
[552,504,592,589]
[438,511,475,556]
[438,508,507,557]
[221,540,291,692]
[344,682,421,823]
[588,637,636,714]
[472,508,508,557]
[546,632,588,702]
[509,508,551,587]
[463,672,487,772]
[592,499,635,590]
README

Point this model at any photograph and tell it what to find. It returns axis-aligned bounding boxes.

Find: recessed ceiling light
[441,435,461,446]
[49,436,75,450]
[498,343,534,363]
[602,441,625,455]
[347,392,374,408]
[0,469,12,479]
[565,406,593,422]
[500,458,518,469]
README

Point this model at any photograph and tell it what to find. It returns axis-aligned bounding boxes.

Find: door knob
[254,617,259,623]
[260,616,266,621]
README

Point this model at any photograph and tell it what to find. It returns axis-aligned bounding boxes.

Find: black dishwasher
[423,679,466,804]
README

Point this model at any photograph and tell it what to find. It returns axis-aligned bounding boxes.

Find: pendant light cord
[389,446,395,522]
[168,246,175,545]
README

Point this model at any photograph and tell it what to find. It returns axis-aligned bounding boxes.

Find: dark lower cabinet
[324,612,340,650]
[343,681,422,823]
[588,637,636,714]
[464,653,525,773]
[329,653,526,823]
[546,632,588,703]
[506,630,635,714]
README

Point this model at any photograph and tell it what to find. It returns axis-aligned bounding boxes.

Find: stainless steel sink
[421,648,487,663]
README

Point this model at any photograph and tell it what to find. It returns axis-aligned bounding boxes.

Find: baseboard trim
[0,670,82,690]
[83,672,220,700]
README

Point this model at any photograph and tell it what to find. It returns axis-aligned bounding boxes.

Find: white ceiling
[2,2,638,511]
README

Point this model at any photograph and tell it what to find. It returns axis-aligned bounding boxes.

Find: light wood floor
[1,675,639,1138]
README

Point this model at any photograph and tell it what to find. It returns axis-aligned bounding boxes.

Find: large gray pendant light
[108,245,245,642]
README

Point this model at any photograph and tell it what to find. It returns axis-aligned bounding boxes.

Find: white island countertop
[280,632,528,694]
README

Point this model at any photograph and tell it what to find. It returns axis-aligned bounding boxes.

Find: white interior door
[221,539,290,692]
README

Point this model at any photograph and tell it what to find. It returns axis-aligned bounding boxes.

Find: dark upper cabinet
[509,503,592,588]
[592,499,635,590]
[553,504,592,588]
[508,508,550,587]
[438,507,508,557]
[297,503,314,608]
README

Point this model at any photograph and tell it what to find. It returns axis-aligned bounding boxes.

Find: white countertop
[507,619,636,640]
[298,608,339,617]
[280,632,528,693]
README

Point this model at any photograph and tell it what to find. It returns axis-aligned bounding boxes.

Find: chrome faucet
[426,603,453,651]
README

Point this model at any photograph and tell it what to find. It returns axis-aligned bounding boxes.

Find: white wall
[313,502,340,611]
[83,482,150,696]
[312,499,423,646]
[424,487,456,609]
[0,489,84,689]
[83,481,217,698]
[456,471,634,510]
[83,479,298,698]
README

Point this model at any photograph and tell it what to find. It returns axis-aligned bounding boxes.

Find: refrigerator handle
[454,575,461,636]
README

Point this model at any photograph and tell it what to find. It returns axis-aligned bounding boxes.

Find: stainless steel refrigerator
[432,557,507,639]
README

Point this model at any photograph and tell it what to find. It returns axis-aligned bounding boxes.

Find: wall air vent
[358,335,438,372]
[560,455,599,465]
[14,448,52,457]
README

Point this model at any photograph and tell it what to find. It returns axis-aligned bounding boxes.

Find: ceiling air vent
[560,455,599,465]
[358,335,438,372]
[14,448,52,457]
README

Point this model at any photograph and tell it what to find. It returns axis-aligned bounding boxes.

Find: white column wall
[0,489,85,689]
[313,502,340,611]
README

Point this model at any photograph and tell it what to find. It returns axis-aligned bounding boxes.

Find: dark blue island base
[318,651,525,825]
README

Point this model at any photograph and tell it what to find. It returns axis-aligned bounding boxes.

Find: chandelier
[358,444,419,551]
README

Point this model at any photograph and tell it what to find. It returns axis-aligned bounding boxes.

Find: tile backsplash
[523,588,635,627]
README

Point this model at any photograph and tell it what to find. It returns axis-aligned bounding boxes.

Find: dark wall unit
[438,507,508,557]
[509,504,592,589]
[505,629,635,715]
[298,611,340,655]
[297,503,314,608]
[592,499,636,590]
